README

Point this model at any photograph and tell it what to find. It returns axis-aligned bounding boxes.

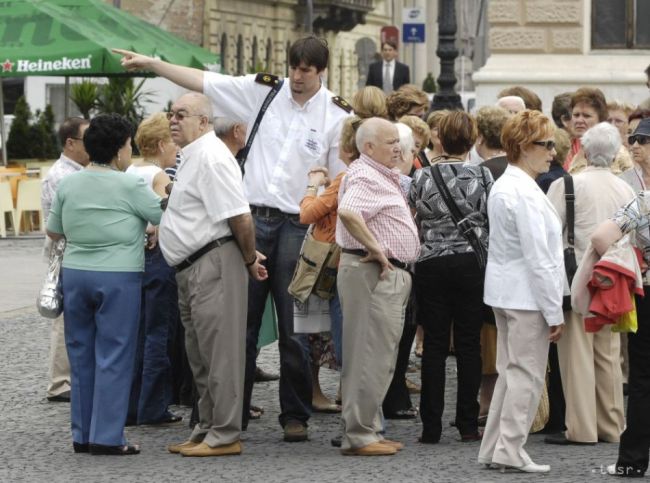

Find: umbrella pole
[0,80,7,166]
[64,76,70,119]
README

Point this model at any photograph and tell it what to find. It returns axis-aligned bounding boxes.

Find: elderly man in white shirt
[478,110,565,474]
[160,92,266,458]
[41,117,89,402]
[115,37,352,443]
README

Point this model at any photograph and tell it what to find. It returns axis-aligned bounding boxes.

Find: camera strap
[236,78,285,174]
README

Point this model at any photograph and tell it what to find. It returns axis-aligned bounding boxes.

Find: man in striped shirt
[336,117,420,456]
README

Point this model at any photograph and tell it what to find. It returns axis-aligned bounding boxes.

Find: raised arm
[112,49,204,93]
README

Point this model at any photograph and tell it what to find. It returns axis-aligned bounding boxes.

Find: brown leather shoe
[180,441,242,457]
[380,439,404,451]
[167,440,199,454]
[341,442,397,456]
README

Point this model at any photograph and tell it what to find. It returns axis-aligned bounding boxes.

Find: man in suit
[366,40,410,94]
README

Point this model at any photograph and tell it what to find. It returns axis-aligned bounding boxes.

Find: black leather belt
[250,205,300,221]
[174,236,235,272]
[342,248,409,271]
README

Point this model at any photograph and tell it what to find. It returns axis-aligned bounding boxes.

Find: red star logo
[1,59,13,73]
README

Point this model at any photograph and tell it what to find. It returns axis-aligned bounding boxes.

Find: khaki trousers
[46,314,71,397]
[338,253,411,450]
[557,310,624,442]
[176,242,247,447]
[478,308,549,468]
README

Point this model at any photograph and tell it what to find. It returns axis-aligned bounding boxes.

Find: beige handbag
[288,230,340,303]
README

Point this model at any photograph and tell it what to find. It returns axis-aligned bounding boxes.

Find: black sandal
[89,443,140,455]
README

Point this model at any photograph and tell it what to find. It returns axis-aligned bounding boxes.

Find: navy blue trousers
[62,268,141,446]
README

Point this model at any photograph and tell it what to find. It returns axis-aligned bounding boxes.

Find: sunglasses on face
[628,135,650,146]
[166,110,203,121]
[532,140,556,150]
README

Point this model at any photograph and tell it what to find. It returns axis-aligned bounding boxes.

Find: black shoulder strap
[235,78,284,173]
[563,174,575,247]
[431,164,487,267]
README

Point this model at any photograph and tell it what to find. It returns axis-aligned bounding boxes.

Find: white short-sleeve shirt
[203,72,351,214]
[158,131,250,266]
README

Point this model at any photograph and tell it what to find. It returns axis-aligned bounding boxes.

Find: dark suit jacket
[365,60,410,91]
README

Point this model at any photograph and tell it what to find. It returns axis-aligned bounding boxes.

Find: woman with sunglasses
[546,122,634,447]
[592,118,650,477]
[477,110,565,473]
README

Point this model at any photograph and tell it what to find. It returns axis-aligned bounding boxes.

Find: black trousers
[415,253,483,440]
[615,291,650,477]
[382,296,417,416]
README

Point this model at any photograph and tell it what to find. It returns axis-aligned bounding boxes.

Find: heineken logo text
[14,55,92,73]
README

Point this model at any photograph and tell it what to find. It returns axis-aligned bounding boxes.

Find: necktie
[382,62,391,94]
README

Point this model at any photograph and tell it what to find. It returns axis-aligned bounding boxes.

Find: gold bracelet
[306,184,317,190]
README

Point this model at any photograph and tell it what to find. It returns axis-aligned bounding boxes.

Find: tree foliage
[6,96,33,159]
[70,79,99,120]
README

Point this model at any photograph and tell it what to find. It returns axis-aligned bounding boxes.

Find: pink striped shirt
[336,154,420,262]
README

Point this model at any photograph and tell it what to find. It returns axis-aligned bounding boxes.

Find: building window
[1,78,25,115]
[220,33,228,74]
[236,34,244,75]
[592,0,650,49]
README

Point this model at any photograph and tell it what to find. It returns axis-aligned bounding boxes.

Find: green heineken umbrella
[0,0,220,163]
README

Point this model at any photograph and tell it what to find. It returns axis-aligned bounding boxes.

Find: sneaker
[283,421,308,442]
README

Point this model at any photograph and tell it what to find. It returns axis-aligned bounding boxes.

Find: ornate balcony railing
[297,0,375,33]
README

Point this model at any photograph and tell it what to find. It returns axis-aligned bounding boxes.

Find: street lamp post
[431,0,463,111]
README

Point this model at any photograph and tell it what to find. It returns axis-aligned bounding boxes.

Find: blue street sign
[403,23,425,43]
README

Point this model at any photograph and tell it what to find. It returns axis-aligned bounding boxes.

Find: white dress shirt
[484,164,565,326]
[384,60,395,84]
[41,153,84,220]
[158,131,250,266]
[203,72,350,214]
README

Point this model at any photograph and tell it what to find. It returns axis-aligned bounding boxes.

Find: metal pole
[431,0,462,111]
[0,81,7,166]
[64,76,70,120]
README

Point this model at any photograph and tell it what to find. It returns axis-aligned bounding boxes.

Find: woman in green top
[46,114,162,456]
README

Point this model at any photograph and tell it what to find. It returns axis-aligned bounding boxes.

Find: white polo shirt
[158,131,250,266]
[203,72,351,214]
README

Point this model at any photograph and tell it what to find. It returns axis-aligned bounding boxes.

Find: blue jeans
[62,268,141,446]
[127,245,177,424]
[243,214,312,428]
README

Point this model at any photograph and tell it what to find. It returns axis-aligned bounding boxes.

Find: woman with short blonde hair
[351,86,387,119]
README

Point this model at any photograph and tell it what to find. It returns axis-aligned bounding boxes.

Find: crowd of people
[38,35,650,476]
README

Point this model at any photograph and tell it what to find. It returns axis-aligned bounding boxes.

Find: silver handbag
[37,237,66,318]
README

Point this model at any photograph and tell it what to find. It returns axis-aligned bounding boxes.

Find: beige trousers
[338,253,411,450]
[46,315,71,397]
[176,242,247,447]
[557,310,624,442]
[478,308,549,468]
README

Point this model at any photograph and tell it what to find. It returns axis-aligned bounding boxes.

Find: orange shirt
[299,172,345,243]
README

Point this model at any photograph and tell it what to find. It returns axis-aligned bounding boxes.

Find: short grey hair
[395,122,415,160]
[213,117,238,138]
[496,96,525,114]
[582,122,621,168]
[356,117,391,154]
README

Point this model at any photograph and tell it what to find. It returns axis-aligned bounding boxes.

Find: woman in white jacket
[477,110,565,473]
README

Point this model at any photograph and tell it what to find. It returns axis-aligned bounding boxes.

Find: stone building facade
[116,0,442,100]
[473,0,650,111]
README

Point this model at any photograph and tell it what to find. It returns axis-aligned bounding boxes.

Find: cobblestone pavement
[1,239,621,482]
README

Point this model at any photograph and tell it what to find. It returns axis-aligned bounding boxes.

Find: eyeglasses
[532,140,556,150]
[628,135,650,146]
[69,136,83,141]
[166,110,204,121]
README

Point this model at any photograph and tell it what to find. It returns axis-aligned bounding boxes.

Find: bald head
[496,96,525,115]
[170,92,213,147]
[356,117,401,168]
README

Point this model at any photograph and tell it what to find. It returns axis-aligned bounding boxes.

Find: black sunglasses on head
[532,140,556,150]
[628,135,650,146]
